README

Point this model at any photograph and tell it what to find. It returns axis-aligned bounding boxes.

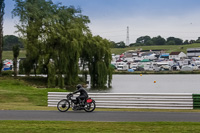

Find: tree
[183,40,189,44]
[13,0,113,88]
[189,40,195,44]
[196,37,200,43]
[166,40,175,45]
[136,36,151,45]
[13,0,54,76]
[3,35,23,50]
[152,36,166,45]
[12,45,20,77]
[166,37,183,45]
[145,40,153,46]
[110,41,116,48]
[0,0,5,76]
[81,35,113,88]
[116,41,125,48]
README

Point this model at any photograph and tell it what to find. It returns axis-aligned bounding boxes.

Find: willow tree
[12,0,112,88]
[42,5,90,88]
[81,35,113,88]
[12,0,54,76]
[0,0,5,76]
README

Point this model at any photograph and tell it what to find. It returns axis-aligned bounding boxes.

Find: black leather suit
[73,87,88,104]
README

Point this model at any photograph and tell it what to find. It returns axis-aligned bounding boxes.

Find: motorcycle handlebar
[66,93,73,100]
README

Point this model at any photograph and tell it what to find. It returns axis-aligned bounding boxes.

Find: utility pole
[126,26,129,46]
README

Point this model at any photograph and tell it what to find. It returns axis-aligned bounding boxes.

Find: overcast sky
[4,0,200,43]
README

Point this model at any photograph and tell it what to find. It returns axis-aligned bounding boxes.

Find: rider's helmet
[76,84,82,90]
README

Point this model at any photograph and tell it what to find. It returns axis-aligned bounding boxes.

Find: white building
[169,52,186,60]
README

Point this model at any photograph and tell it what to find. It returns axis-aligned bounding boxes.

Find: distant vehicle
[180,65,193,71]
[136,67,145,71]
[131,65,137,71]
[117,65,128,71]
[161,65,171,71]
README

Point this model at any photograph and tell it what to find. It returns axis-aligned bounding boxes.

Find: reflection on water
[87,74,200,93]
[87,86,112,93]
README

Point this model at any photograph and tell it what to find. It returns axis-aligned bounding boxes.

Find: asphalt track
[1,110,200,122]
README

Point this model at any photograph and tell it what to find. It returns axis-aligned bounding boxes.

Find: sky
[3,0,200,44]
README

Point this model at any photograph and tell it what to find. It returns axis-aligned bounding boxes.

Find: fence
[48,92,200,109]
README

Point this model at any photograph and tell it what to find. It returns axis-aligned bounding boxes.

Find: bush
[2,71,13,76]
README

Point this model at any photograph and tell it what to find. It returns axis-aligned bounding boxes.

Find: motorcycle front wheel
[57,99,70,112]
[84,101,96,112]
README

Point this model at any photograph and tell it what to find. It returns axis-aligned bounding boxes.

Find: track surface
[1,110,200,122]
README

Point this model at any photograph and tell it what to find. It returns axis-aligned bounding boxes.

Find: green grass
[111,43,200,55]
[0,121,200,133]
[2,50,26,60]
[0,77,66,110]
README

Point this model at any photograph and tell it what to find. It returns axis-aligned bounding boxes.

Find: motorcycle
[57,93,96,112]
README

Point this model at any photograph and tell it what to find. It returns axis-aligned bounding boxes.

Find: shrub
[2,71,13,76]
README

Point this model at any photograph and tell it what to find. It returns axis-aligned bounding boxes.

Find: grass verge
[0,121,200,133]
[0,77,66,110]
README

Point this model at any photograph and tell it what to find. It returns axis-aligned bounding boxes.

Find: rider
[72,84,88,105]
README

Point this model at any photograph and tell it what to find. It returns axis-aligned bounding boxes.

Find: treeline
[11,0,113,88]
[111,35,200,48]
[3,35,23,51]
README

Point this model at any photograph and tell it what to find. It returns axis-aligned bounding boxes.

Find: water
[88,74,200,93]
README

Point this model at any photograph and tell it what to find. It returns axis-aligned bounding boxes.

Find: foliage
[166,40,175,45]
[40,5,90,87]
[127,36,199,47]
[1,70,13,76]
[47,62,56,88]
[81,35,113,88]
[136,35,151,45]
[12,45,20,58]
[12,0,112,88]
[3,35,23,50]
[196,37,200,43]
[151,36,166,45]
[110,41,126,48]
[13,0,55,76]
[22,58,33,76]
[166,37,183,45]
[18,59,24,74]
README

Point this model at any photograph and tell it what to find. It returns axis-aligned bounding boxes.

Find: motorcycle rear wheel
[84,101,96,112]
[57,99,70,112]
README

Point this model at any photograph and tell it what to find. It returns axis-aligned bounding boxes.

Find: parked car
[180,65,193,71]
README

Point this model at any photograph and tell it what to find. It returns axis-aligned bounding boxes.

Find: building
[187,48,200,58]
[169,52,187,60]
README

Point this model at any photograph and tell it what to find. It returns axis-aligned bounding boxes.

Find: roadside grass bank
[0,77,66,110]
[0,121,200,133]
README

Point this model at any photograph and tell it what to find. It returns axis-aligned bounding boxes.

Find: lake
[87,74,200,93]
